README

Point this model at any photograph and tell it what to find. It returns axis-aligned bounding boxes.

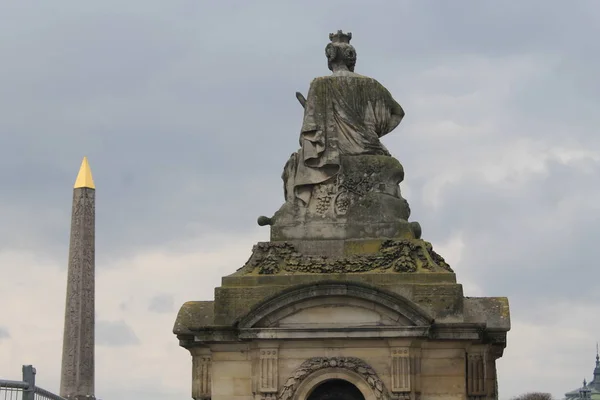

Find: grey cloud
[2,1,598,261]
[415,159,600,309]
[0,326,10,340]
[148,294,174,314]
[96,320,139,347]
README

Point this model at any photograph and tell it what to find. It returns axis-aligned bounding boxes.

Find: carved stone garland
[240,240,452,275]
[278,357,390,400]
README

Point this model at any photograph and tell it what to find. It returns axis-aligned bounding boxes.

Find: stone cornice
[238,326,432,340]
[178,322,508,348]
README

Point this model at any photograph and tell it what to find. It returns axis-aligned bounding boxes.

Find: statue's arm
[375,82,405,134]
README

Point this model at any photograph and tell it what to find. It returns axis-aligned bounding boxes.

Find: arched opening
[307,379,366,400]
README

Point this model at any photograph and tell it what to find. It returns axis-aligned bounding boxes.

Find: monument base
[174,242,509,400]
[236,238,452,274]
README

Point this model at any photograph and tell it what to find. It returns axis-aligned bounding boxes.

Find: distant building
[565,349,600,400]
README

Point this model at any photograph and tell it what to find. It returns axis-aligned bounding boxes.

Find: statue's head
[325,30,357,72]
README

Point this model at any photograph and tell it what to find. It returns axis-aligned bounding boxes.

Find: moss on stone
[173,301,214,334]
[237,239,452,275]
[343,239,382,255]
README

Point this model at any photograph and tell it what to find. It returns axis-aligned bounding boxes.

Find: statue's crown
[329,30,352,44]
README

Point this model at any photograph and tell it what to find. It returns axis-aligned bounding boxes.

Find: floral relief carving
[278,357,390,400]
[240,240,452,275]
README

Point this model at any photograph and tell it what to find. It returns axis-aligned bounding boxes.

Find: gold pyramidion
[74,156,95,189]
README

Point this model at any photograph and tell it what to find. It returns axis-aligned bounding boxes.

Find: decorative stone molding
[390,347,421,400]
[466,345,505,400]
[236,282,433,329]
[391,348,411,394]
[278,357,390,400]
[259,348,279,394]
[240,240,452,275]
[466,345,504,400]
[192,350,211,400]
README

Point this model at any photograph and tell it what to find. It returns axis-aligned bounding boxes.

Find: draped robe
[292,72,405,205]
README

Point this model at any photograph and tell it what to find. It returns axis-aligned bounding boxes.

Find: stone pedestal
[174,240,510,400]
[269,155,422,242]
[173,108,510,400]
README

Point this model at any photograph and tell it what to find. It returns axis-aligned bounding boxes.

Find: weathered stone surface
[279,357,391,400]
[236,239,452,275]
[174,280,507,347]
[173,301,214,335]
[235,282,434,329]
[269,155,422,241]
[464,297,511,333]
[195,279,467,329]
[191,348,211,400]
[222,272,458,287]
[258,30,422,242]
[212,280,447,327]
[60,187,95,400]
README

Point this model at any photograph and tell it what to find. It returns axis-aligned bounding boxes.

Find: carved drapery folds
[390,347,421,400]
[192,352,211,400]
[259,348,279,399]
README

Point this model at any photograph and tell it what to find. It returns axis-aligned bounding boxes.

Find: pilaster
[256,344,279,400]
[390,342,422,400]
[191,348,212,400]
[467,345,498,400]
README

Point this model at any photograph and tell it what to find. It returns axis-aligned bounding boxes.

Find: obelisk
[60,157,96,400]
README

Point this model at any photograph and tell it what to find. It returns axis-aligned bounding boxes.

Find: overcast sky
[1,1,599,399]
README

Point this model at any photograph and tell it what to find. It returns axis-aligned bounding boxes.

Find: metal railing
[0,365,66,400]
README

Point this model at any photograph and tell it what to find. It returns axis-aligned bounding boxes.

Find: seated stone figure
[259,31,421,241]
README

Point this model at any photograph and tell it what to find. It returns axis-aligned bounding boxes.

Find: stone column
[60,157,96,400]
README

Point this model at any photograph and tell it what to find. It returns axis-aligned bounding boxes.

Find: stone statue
[290,30,405,205]
[259,31,421,242]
